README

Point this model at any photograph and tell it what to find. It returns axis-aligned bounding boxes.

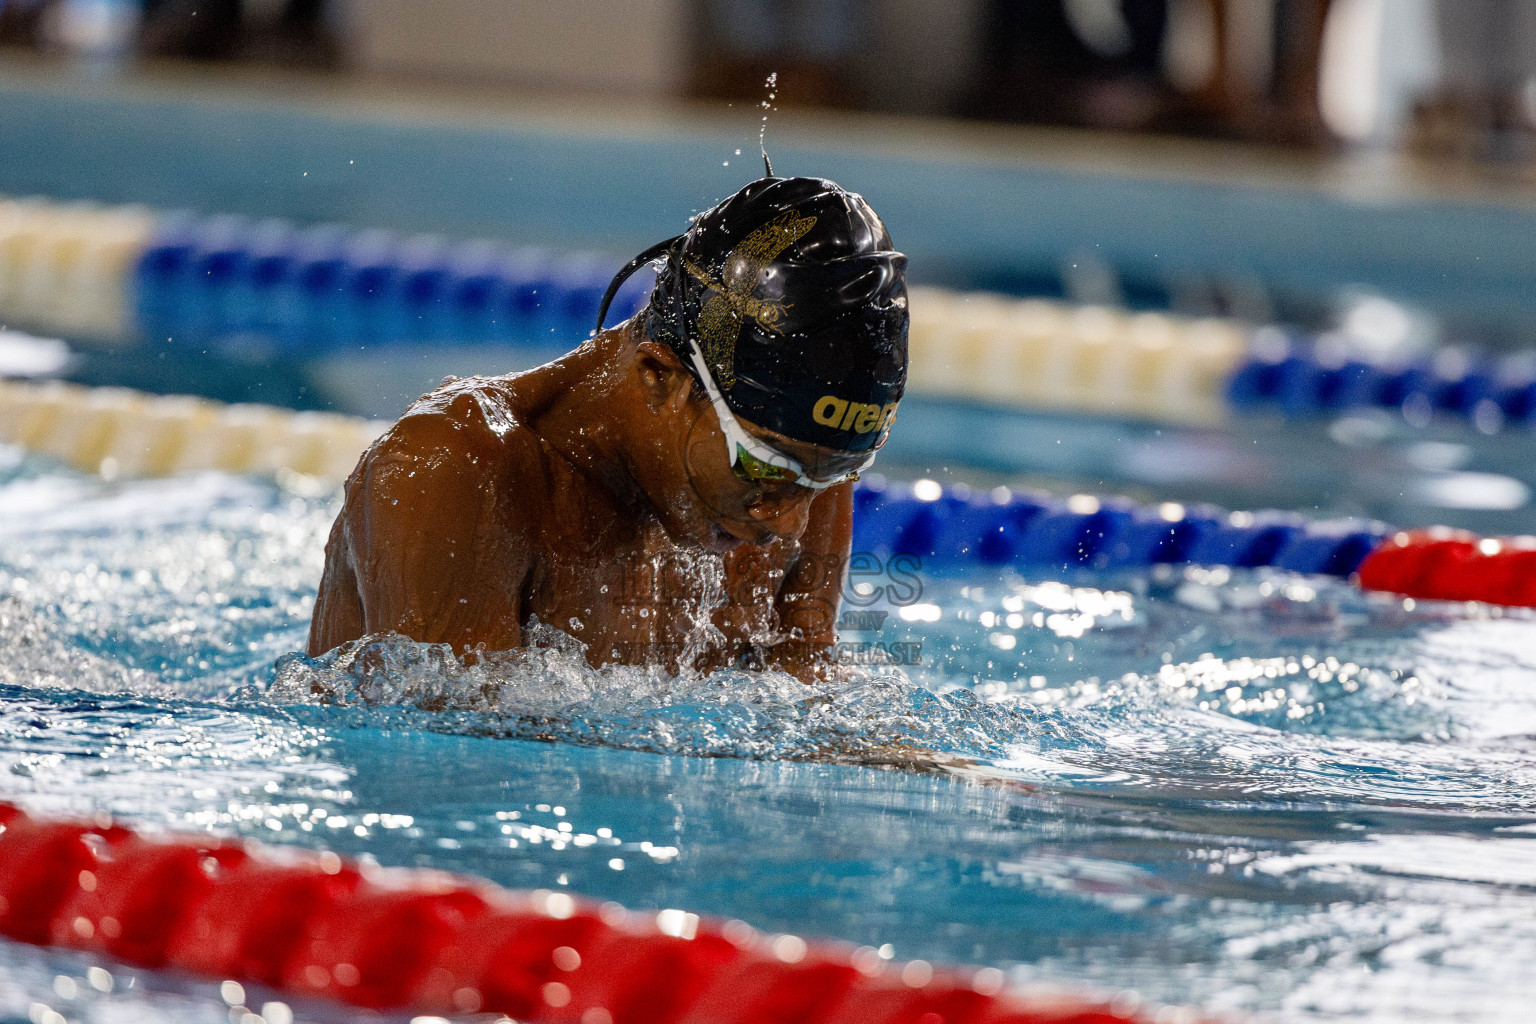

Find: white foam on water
[260,621,1044,770]
[0,595,164,696]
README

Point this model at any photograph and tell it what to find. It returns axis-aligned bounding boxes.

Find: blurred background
[5,0,1527,154]
[5,0,1536,533]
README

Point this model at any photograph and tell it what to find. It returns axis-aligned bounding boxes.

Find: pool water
[2,450,1535,1023]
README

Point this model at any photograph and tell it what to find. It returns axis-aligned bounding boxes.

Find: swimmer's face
[684,405,868,553]
[631,339,865,552]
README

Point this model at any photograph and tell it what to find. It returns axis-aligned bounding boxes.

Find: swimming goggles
[594,236,882,492]
[681,329,878,491]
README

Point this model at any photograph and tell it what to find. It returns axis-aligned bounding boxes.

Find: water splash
[7,463,1536,1020]
[4,461,1536,816]
[760,71,777,174]
[0,595,165,696]
[0,469,333,697]
[260,621,1043,770]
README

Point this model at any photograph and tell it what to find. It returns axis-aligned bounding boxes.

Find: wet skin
[308,319,871,682]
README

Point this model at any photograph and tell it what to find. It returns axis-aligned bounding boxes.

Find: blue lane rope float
[1226,328,1536,430]
[130,212,657,356]
[0,192,1246,426]
[850,477,1390,578]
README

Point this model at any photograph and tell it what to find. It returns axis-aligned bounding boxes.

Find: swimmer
[308,173,908,682]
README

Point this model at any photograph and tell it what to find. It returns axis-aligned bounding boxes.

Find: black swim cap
[595,176,908,452]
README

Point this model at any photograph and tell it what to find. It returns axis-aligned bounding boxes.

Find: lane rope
[906,288,1242,426]
[11,190,1536,436]
[1355,529,1536,606]
[0,378,387,484]
[1,378,1532,609]
[8,192,1530,433]
[851,479,1390,579]
[0,803,1174,1024]
[1226,327,1536,431]
[1,193,1247,425]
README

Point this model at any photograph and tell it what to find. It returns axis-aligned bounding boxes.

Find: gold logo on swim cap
[813,396,899,434]
[685,209,817,389]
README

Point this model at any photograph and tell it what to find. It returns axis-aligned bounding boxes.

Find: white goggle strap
[685,341,806,478]
[680,297,877,491]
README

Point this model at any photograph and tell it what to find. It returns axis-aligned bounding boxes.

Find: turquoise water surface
[1,449,1535,1023]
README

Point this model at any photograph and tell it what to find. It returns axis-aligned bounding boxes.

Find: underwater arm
[767,482,854,682]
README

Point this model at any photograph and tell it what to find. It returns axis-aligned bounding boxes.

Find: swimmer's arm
[333,412,533,655]
[310,507,365,654]
[767,482,854,683]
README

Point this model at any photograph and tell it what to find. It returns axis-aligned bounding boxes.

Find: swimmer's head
[597,175,908,454]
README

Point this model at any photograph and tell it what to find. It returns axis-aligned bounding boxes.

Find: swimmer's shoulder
[352,374,550,494]
[328,376,544,634]
[396,375,542,452]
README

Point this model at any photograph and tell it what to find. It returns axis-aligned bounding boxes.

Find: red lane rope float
[1356,529,1536,607]
[0,804,1198,1024]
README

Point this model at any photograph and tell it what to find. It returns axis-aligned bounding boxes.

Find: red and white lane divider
[0,804,1200,1024]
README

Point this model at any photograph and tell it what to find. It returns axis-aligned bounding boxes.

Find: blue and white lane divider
[1226,328,1536,430]
[132,213,656,356]
[5,191,1536,435]
[852,478,1388,577]
[0,378,1389,579]
[0,193,1253,425]
[20,378,1536,611]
